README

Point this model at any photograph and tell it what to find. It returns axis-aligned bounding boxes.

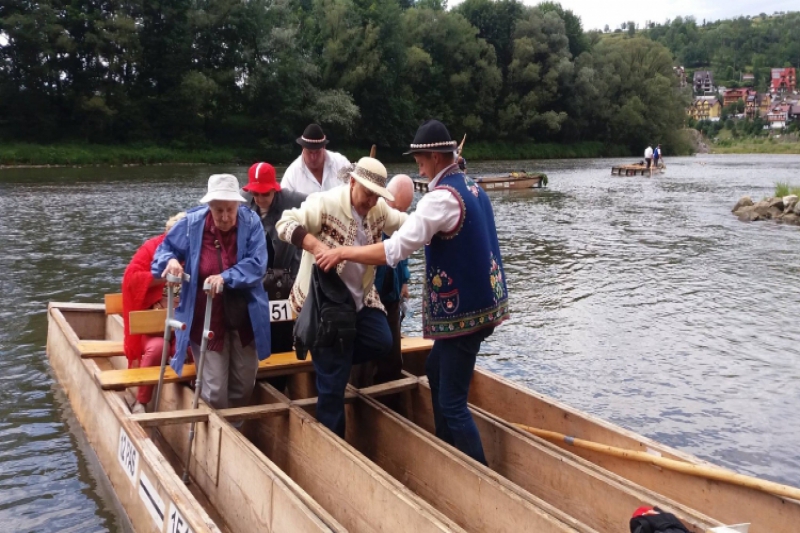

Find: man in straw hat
[153,174,272,412]
[316,120,509,464]
[281,123,351,196]
[276,157,408,437]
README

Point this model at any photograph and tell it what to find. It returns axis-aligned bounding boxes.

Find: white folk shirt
[280,150,350,195]
[384,163,462,268]
[644,146,653,159]
[339,207,369,311]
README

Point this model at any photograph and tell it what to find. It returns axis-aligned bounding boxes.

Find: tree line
[0,0,690,156]
[642,12,800,92]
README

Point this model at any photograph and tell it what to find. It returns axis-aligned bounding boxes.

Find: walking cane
[153,272,190,413]
[182,280,219,484]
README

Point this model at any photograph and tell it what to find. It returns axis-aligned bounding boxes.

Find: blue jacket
[151,205,271,375]
[375,233,410,304]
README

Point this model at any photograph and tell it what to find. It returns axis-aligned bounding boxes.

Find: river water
[1,155,799,530]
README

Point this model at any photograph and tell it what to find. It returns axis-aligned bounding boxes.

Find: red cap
[631,506,657,518]
[243,163,280,194]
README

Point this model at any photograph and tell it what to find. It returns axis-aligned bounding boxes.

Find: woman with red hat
[242,162,307,355]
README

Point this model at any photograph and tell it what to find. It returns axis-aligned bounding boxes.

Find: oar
[513,423,800,501]
[183,280,218,484]
[457,134,467,157]
[370,144,377,158]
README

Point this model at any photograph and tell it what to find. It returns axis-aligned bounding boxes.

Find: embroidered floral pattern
[427,267,459,315]
[489,252,505,302]
[465,176,481,197]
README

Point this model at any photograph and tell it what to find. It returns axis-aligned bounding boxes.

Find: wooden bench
[75,293,126,357]
[98,337,434,390]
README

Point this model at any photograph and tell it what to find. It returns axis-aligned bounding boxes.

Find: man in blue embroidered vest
[316,120,510,464]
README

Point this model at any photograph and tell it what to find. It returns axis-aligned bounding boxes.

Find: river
[1,154,799,531]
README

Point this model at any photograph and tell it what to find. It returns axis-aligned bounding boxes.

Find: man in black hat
[281,123,351,196]
[315,119,510,465]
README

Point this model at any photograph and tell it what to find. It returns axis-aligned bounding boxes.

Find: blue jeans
[426,327,494,465]
[312,307,392,437]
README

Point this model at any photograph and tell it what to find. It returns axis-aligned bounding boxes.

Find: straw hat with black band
[340,157,395,202]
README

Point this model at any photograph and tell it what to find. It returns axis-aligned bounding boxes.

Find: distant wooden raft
[611,164,664,176]
[97,337,434,390]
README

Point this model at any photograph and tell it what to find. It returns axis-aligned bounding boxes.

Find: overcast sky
[452,0,799,32]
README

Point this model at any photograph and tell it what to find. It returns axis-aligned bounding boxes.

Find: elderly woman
[276,157,407,437]
[152,174,271,410]
[123,212,186,414]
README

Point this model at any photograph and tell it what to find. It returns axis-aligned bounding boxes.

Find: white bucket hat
[346,157,395,202]
[200,174,247,204]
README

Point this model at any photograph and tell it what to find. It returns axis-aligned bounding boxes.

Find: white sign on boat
[117,427,139,486]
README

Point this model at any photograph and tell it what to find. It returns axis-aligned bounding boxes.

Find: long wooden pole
[369,144,376,158]
[513,423,800,501]
[457,134,467,157]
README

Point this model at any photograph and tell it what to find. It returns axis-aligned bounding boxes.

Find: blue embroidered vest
[423,168,510,339]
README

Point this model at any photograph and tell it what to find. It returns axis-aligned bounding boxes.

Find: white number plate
[117,427,139,485]
[269,300,292,322]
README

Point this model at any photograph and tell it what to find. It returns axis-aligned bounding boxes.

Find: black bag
[630,508,691,533]
[263,268,294,300]
[294,265,357,360]
[215,240,250,330]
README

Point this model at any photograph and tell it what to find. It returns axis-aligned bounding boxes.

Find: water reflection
[1,155,800,530]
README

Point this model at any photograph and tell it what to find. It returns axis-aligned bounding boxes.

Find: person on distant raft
[280,124,351,195]
[123,212,187,414]
[653,144,661,169]
[644,145,653,176]
[152,174,272,412]
[315,120,510,465]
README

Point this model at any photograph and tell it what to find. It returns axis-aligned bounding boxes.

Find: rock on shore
[733,195,800,224]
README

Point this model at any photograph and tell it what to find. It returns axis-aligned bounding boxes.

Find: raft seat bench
[97,336,435,391]
[77,306,167,358]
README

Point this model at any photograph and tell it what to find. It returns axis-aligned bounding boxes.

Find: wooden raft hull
[46,302,796,532]
[413,173,545,193]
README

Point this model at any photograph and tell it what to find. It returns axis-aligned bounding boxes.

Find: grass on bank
[775,181,800,198]
[710,136,800,155]
[0,143,252,166]
[1,140,631,167]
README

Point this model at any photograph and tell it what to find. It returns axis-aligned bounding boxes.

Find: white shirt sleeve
[281,159,301,192]
[383,189,461,268]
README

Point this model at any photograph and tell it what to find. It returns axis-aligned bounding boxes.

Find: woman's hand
[162,259,184,285]
[204,274,225,296]
[315,247,346,272]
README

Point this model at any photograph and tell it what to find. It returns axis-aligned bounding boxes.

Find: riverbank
[0,140,631,168]
[707,135,800,155]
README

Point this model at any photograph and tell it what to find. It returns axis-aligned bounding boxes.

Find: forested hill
[0,0,689,156]
[642,12,800,91]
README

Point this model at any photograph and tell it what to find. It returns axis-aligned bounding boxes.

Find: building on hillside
[767,103,791,129]
[674,66,687,88]
[758,92,773,116]
[745,92,759,119]
[693,70,714,94]
[688,97,721,122]
[790,104,800,123]
[723,88,752,107]
[741,73,755,86]
[771,68,796,94]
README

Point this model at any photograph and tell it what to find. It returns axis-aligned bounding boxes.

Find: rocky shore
[732,195,800,225]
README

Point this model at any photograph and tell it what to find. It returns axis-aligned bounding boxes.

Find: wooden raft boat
[413,172,547,193]
[611,163,665,176]
[47,300,799,532]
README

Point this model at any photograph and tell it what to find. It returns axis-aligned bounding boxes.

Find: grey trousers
[192,330,258,410]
